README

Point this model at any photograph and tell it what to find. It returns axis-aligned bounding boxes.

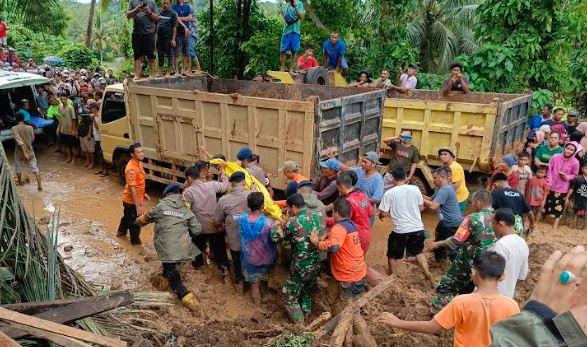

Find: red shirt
[297,55,319,71]
[325,190,373,252]
[489,168,519,191]
[525,177,548,207]
[0,22,7,38]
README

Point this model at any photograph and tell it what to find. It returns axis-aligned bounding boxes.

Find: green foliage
[8,24,70,61]
[59,44,98,69]
[417,72,445,90]
[241,15,283,75]
[1,0,66,35]
[272,332,314,347]
[531,89,554,115]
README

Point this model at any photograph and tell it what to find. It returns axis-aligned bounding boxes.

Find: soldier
[137,184,201,312]
[297,181,327,236]
[426,189,497,313]
[271,193,321,323]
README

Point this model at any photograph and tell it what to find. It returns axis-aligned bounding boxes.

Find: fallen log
[328,311,353,347]
[6,321,93,347]
[0,307,127,347]
[244,328,283,338]
[2,290,133,339]
[305,311,332,332]
[312,275,397,343]
[2,297,88,315]
[0,330,19,347]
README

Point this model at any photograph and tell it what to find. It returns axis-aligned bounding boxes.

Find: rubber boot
[181,292,200,312]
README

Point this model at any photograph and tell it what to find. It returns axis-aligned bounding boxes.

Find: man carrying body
[427,189,496,313]
[490,173,535,234]
[424,166,463,261]
[183,161,230,277]
[489,208,529,298]
[236,147,273,195]
[382,129,420,188]
[271,193,321,323]
[137,184,201,312]
[117,143,149,245]
[322,32,347,73]
[172,0,194,76]
[314,158,340,207]
[379,167,433,283]
[127,0,159,79]
[213,171,251,292]
[280,160,308,198]
[11,113,42,190]
[279,0,304,74]
[334,172,372,252]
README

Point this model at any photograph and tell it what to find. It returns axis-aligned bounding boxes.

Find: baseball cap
[236,147,253,161]
[319,158,340,171]
[437,147,455,157]
[229,171,245,182]
[363,151,381,164]
[568,109,579,117]
[162,184,181,196]
[280,160,299,172]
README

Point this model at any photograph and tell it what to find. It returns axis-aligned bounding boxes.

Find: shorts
[545,191,565,218]
[132,33,156,60]
[174,35,189,57]
[60,134,77,147]
[340,277,367,300]
[14,155,39,174]
[189,35,197,60]
[280,32,300,53]
[79,135,95,153]
[156,36,175,68]
[387,230,425,260]
[326,56,348,70]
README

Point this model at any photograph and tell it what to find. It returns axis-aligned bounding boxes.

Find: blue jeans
[189,35,197,60]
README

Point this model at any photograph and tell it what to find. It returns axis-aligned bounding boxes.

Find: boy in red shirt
[297,48,318,71]
[525,165,548,222]
[310,198,367,299]
[375,251,519,347]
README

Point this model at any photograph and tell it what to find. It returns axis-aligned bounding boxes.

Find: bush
[59,45,98,69]
[417,73,445,90]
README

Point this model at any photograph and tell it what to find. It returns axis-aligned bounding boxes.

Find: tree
[407,0,480,73]
[86,0,98,47]
[92,11,114,63]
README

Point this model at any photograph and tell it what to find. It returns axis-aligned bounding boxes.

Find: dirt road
[13,145,587,346]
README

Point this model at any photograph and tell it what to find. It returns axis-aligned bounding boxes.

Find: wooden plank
[0,307,126,347]
[2,297,87,315]
[7,322,93,347]
[0,330,19,347]
[3,291,133,339]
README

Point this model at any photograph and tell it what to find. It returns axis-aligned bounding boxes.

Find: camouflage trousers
[430,252,475,314]
[283,259,321,322]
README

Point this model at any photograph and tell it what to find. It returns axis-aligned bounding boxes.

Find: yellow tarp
[209,158,283,220]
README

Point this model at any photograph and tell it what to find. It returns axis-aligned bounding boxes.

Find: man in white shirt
[379,167,433,284]
[390,64,418,93]
[489,208,529,298]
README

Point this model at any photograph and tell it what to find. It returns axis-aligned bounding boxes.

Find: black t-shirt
[491,187,531,217]
[157,8,178,38]
[572,176,587,208]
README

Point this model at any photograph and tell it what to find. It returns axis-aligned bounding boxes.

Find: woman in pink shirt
[545,141,581,229]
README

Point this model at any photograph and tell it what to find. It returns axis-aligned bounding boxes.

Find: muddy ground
[12,145,587,346]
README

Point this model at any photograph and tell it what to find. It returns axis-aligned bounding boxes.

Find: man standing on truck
[11,112,42,191]
[172,0,194,76]
[183,162,231,279]
[279,0,304,74]
[442,63,470,96]
[382,129,420,188]
[117,143,149,245]
[127,0,159,80]
[156,0,178,77]
[322,32,347,74]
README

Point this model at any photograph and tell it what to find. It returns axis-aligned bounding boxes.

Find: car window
[101,92,125,124]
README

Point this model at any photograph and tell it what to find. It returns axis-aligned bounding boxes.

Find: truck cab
[98,84,133,179]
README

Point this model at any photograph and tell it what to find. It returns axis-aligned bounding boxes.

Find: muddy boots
[181,292,200,312]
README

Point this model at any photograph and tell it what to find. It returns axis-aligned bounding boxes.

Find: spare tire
[305,67,329,85]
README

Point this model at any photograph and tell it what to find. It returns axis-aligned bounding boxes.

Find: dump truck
[381,90,532,193]
[98,75,386,191]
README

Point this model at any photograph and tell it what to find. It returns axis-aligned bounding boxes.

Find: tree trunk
[209,0,214,74]
[85,0,97,47]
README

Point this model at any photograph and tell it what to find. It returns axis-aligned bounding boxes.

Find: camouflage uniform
[430,207,497,313]
[271,210,321,322]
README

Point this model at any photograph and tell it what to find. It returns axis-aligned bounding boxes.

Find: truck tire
[305,67,329,85]
[116,153,130,185]
[410,175,432,196]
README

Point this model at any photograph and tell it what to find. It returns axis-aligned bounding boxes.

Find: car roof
[0,70,49,89]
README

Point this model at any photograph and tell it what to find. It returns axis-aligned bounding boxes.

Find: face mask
[401,135,412,142]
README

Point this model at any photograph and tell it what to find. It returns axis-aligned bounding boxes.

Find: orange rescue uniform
[318,220,367,283]
[122,159,147,205]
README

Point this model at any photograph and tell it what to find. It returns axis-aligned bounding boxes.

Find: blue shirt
[282,0,304,35]
[528,114,554,130]
[323,39,346,67]
[351,167,384,206]
[17,109,31,123]
[172,2,193,31]
[432,184,463,227]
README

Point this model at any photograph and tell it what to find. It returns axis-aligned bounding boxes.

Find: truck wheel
[410,176,432,196]
[116,153,130,185]
[305,67,329,85]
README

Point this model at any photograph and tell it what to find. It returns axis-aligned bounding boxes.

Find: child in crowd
[271,193,321,323]
[514,152,532,195]
[310,198,367,301]
[525,166,549,221]
[375,251,520,347]
[239,192,278,304]
[566,160,587,229]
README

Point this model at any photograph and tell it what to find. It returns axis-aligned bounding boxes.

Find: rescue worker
[426,189,497,313]
[315,158,340,206]
[213,171,252,292]
[271,193,321,323]
[236,147,273,195]
[136,184,201,312]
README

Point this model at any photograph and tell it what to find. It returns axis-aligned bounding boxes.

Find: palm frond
[430,19,458,71]
[1,0,60,25]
